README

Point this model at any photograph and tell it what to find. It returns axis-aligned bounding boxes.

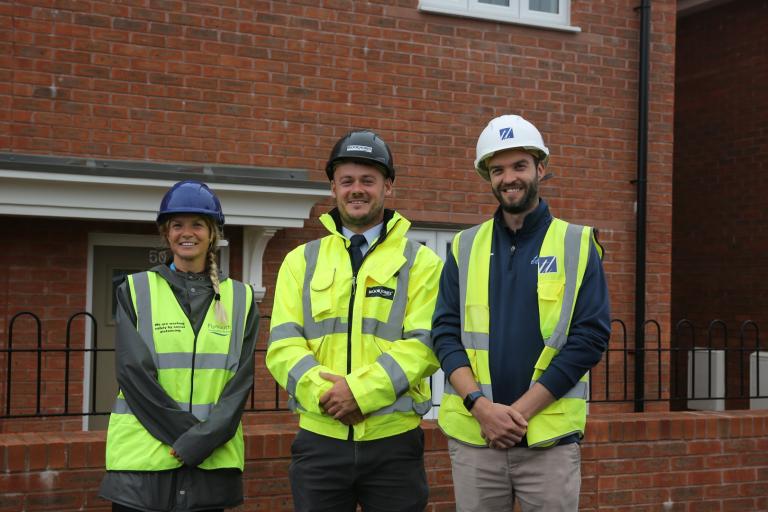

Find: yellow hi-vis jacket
[106,271,253,470]
[438,217,600,447]
[267,210,443,441]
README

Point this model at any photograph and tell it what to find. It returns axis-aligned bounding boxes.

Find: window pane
[530,0,558,13]
[479,0,510,6]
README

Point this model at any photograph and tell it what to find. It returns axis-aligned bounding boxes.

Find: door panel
[89,245,166,430]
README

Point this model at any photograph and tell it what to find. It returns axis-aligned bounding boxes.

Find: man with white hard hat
[432,114,611,511]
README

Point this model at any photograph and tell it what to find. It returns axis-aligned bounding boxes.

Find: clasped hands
[319,372,365,425]
[474,400,528,449]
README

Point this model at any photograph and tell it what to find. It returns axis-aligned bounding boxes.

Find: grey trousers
[448,439,581,512]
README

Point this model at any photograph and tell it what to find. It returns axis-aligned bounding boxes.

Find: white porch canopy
[0,153,329,300]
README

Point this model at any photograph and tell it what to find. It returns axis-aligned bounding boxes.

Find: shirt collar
[342,223,382,247]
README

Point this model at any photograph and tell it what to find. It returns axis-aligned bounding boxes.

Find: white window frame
[418,0,579,33]
[409,228,458,419]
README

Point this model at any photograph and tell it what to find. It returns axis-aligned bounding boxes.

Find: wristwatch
[463,390,485,412]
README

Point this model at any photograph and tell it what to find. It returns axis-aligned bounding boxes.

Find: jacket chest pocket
[309,268,350,320]
[360,274,399,322]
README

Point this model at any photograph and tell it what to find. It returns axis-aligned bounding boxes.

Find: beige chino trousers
[448,439,581,512]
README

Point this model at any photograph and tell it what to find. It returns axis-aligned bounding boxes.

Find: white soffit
[0,169,328,228]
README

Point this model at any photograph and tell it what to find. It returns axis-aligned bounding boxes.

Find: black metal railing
[1,312,767,421]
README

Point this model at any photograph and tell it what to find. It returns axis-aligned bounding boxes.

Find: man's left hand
[319,372,361,420]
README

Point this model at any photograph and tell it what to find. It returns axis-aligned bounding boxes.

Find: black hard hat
[325,130,395,181]
[156,180,225,226]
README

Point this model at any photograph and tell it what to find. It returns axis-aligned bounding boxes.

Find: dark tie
[349,234,366,274]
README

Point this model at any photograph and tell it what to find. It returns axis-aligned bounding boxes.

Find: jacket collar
[493,198,552,237]
[320,208,410,245]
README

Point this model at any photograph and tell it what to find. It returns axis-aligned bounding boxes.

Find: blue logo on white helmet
[499,127,515,140]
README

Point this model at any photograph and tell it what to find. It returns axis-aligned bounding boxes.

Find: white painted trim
[243,227,278,302]
[419,0,580,33]
[0,170,328,228]
[408,227,458,419]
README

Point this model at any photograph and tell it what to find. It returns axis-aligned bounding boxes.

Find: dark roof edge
[0,152,328,190]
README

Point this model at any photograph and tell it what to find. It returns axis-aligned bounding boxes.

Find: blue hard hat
[156,180,225,226]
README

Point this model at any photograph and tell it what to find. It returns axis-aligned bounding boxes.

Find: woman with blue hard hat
[99,180,258,512]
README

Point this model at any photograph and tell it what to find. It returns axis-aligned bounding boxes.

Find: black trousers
[112,504,223,512]
[289,427,428,512]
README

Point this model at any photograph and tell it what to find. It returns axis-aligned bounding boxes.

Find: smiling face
[330,161,392,233]
[162,214,213,273]
[488,148,545,218]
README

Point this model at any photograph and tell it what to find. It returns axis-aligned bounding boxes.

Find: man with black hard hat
[267,130,443,511]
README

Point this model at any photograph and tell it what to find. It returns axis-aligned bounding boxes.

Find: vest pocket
[527,398,566,448]
[309,268,335,318]
[537,280,564,338]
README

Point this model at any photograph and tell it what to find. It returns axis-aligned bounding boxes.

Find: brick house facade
[2,0,765,510]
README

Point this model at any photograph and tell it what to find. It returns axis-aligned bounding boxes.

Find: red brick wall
[1,1,676,412]
[3,413,768,511]
[672,1,768,404]
[673,0,768,330]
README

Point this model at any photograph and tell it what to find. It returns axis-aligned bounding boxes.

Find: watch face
[464,391,481,411]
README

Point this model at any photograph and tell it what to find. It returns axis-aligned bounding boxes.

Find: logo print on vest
[531,255,558,274]
[366,286,395,300]
[207,323,232,337]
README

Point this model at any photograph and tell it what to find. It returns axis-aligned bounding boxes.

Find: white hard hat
[474,114,549,181]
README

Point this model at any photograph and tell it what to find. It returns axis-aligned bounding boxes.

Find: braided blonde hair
[207,246,228,325]
[201,216,228,325]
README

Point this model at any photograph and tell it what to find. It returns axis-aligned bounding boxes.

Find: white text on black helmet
[346,145,373,153]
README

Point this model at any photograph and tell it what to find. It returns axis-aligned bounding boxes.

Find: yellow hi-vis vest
[105,271,252,471]
[437,217,599,448]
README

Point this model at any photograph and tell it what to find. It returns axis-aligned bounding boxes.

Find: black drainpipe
[634,0,651,413]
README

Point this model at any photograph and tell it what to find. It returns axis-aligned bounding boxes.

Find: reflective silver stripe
[443,381,494,399]
[455,225,493,402]
[132,272,158,367]
[287,396,306,412]
[154,352,246,370]
[403,329,431,348]
[529,379,589,400]
[268,322,305,346]
[287,354,319,397]
[543,224,584,351]
[187,402,214,420]
[304,317,348,340]
[225,280,247,372]
[112,397,215,421]
[361,317,402,342]
[112,396,131,414]
[457,224,483,347]
[377,352,409,397]
[464,332,489,352]
[369,395,432,417]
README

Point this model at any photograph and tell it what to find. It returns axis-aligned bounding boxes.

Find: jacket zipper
[345,233,384,440]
